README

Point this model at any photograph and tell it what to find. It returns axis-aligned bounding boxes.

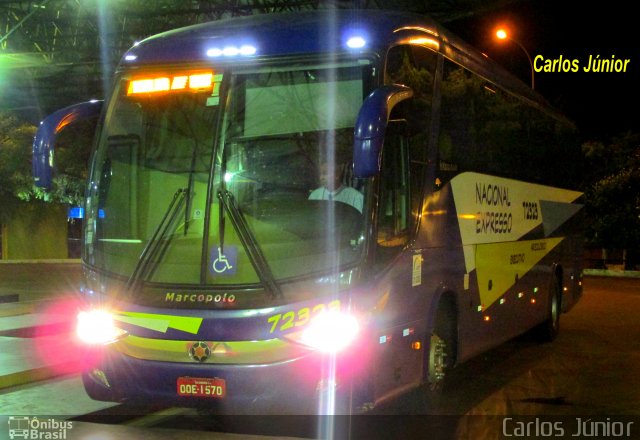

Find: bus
[32,10,584,414]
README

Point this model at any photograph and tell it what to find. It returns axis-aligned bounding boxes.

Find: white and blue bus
[33,10,584,414]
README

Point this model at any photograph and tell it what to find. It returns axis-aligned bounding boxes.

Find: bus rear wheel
[533,272,561,342]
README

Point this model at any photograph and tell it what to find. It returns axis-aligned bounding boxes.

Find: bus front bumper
[82,346,370,414]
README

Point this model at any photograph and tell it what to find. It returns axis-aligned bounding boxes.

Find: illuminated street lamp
[495,27,535,90]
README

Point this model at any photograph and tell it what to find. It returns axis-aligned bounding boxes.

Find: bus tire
[425,298,456,396]
[534,272,561,342]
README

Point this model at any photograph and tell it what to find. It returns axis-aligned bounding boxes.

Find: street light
[495,27,535,90]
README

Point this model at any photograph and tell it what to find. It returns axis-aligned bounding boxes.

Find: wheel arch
[426,286,459,366]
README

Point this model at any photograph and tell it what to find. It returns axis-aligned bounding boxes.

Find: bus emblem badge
[189,341,211,362]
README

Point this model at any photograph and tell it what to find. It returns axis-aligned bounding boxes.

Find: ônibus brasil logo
[7,417,73,439]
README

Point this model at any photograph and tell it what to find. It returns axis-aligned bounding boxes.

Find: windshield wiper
[126,188,186,291]
[217,189,282,299]
[184,146,198,236]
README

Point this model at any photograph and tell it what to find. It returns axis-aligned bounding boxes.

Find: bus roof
[122,10,434,65]
[121,10,567,124]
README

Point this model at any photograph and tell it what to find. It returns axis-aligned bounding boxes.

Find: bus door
[368,43,438,403]
[370,122,426,402]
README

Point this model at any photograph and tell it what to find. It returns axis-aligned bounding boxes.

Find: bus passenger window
[437,59,580,187]
[385,44,436,219]
[376,122,410,259]
[437,61,476,187]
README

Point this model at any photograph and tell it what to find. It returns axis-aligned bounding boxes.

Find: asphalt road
[436,276,640,417]
[379,275,640,439]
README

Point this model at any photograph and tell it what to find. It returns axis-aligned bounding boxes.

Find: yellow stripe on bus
[115,312,203,334]
[474,237,564,308]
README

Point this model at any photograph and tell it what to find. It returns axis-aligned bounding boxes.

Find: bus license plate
[177,377,226,398]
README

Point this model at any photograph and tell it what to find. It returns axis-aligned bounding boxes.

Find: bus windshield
[84,60,372,288]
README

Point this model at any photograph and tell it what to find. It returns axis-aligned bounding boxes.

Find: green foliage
[0,112,35,223]
[438,61,581,189]
[583,131,640,258]
[0,111,91,223]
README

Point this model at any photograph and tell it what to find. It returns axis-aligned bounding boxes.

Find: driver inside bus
[309,160,363,213]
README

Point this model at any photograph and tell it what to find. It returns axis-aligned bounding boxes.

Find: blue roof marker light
[123,41,142,62]
[346,36,367,49]
[207,44,257,58]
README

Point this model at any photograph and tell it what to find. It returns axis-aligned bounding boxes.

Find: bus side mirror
[32,100,103,189]
[352,85,413,178]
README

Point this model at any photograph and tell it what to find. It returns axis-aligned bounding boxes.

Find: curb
[0,363,78,390]
[0,302,34,318]
[0,323,79,391]
[0,296,78,319]
[584,269,640,278]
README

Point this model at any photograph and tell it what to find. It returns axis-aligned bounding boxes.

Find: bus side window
[385,43,437,225]
[437,59,580,187]
[437,60,504,185]
[437,61,476,187]
[376,121,410,259]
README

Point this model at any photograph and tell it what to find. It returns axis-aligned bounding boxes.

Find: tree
[0,111,91,224]
[583,131,640,269]
[0,112,36,223]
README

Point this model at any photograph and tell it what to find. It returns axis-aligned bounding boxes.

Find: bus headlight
[77,310,127,345]
[299,311,360,353]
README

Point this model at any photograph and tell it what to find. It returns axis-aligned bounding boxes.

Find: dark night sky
[446,0,639,142]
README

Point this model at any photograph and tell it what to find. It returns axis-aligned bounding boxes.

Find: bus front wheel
[428,333,447,391]
[425,299,456,394]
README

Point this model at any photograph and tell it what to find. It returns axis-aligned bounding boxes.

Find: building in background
[0,203,69,260]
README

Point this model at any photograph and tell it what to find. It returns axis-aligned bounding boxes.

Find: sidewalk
[583,268,640,278]
[0,260,82,305]
[0,300,81,390]
[0,261,83,390]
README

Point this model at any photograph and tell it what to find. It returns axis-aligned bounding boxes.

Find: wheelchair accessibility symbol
[210,246,237,276]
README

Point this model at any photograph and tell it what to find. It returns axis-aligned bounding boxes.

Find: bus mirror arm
[352,85,413,178]
[32,100,103,189]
